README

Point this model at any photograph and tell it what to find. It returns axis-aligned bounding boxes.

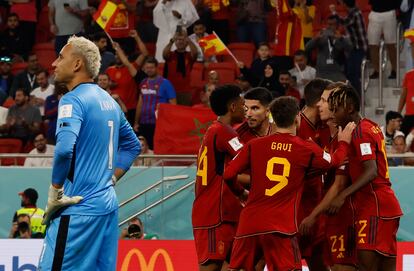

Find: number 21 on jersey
[265,157,291,196]
[197,146,208,186]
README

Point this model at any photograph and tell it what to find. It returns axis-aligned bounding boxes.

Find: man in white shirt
[153,0,199,62]
[289,50,316,98]
[24,133,54,167]
[188,20,217,63]
[30,70,54,116]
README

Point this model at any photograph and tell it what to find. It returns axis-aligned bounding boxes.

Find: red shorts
[193,223,237,264]
[229,233,302,271]
[324,201,357,266]
[355,216,399,257]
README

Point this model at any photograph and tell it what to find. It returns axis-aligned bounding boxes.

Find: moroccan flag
[404,29,414,42]
[93,0,119,31]
[273,0,304,56]
[154,104,216,154]
[198,33,229,57]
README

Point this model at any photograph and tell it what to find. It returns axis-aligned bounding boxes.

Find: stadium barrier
[0,239,413,271]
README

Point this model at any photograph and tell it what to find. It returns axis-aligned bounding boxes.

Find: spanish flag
[93,0,119,31]
[404,28,414,42]
[198,33,229,57]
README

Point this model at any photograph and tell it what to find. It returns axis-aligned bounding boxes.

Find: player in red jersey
[192,85,247,271]
[300,82,357,271]
[224,96,356,271]
[297,79,332,271]
[327,84,403,271]
[237,87,276,143]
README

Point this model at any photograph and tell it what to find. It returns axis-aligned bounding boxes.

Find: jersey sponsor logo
[58,104,73,119]
[120,248,174,271]
[323,151,332,163]
[228,137,243,151]
[141,88,158,95]
[360,143,372,156]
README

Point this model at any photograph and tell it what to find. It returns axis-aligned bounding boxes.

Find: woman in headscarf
[258,61,285,98]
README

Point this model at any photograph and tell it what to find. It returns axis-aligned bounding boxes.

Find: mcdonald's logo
[121,248,174,271]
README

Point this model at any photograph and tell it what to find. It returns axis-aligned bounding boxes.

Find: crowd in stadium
[0,0,413,165]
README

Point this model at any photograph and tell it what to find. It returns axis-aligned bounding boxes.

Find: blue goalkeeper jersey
[52,83,141,216]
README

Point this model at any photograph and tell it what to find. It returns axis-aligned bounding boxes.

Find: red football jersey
[348,119,403,218]
[192,121,244,229]
[236,121,258,144]
[224,133,349,237]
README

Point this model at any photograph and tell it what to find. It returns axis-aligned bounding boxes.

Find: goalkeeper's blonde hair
[67,36,101,79]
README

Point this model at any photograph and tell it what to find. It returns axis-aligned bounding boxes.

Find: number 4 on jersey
[197,146,208,186]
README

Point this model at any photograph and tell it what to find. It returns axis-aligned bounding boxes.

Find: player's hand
[238,189,249,207]
[42,185,83,226]
[337,122,356,144]
[299,215,316,235]
[326,195,345,215]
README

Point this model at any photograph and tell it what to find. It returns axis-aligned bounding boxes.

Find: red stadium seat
[205,62,237,84]
[11,62,27,75]
[34,43,56,70]
[0,138,23,166]
[36,5,54,43]
[223,43,255,67]
[190,62,205,89]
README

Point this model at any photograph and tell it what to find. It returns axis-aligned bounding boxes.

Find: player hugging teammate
[192,82,402,271]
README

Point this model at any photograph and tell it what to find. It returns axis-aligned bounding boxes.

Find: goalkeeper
[38,36,141,271]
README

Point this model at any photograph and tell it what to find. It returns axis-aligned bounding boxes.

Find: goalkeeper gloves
[42,185,83,226]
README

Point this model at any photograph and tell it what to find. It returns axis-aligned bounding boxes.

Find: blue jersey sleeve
[116,112,141,171]
[52,93,83,185]
[160,79,176,100]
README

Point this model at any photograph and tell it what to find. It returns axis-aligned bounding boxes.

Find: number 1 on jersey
[197,146,208,186]
[108,120,114,170]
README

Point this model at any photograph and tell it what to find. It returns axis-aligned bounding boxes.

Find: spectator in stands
[136,0,159,43]
[366,0,399,79]
[193,70,218,108]
[399,68,414,135]
[0,13,27,60]
[9,188,45,238]
[44,83,67,144]
[235,74,251,93]
[289,50,316,98]
[120,216,159,239]
[10,213,43,239]
[0,56,13,102]
[107,35,148,124]
[92,32,115,74]
[106,0,138,55]
[0,88,41,143]
[30,69,54,117]
[278,70,301,102]
[306,15,352,82]
[292,0,316,45]
[388,134,414,166]
[48,0,89,55]
[238,42,274,87]
[258,62,285,98]
[331,0,368,94]
[9,0,37,54]
[236,0,268,46]
[134,57,177,149]
[196,0,230,44]
[10,53,39,97]
[134,135,157,166]
[97,73,128,113]
[401,0,414,71]
[23,133,55,167]
[382,111,404,152]
[188,20,217,63]
[153,0,199,62]
[163,29,197,105]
